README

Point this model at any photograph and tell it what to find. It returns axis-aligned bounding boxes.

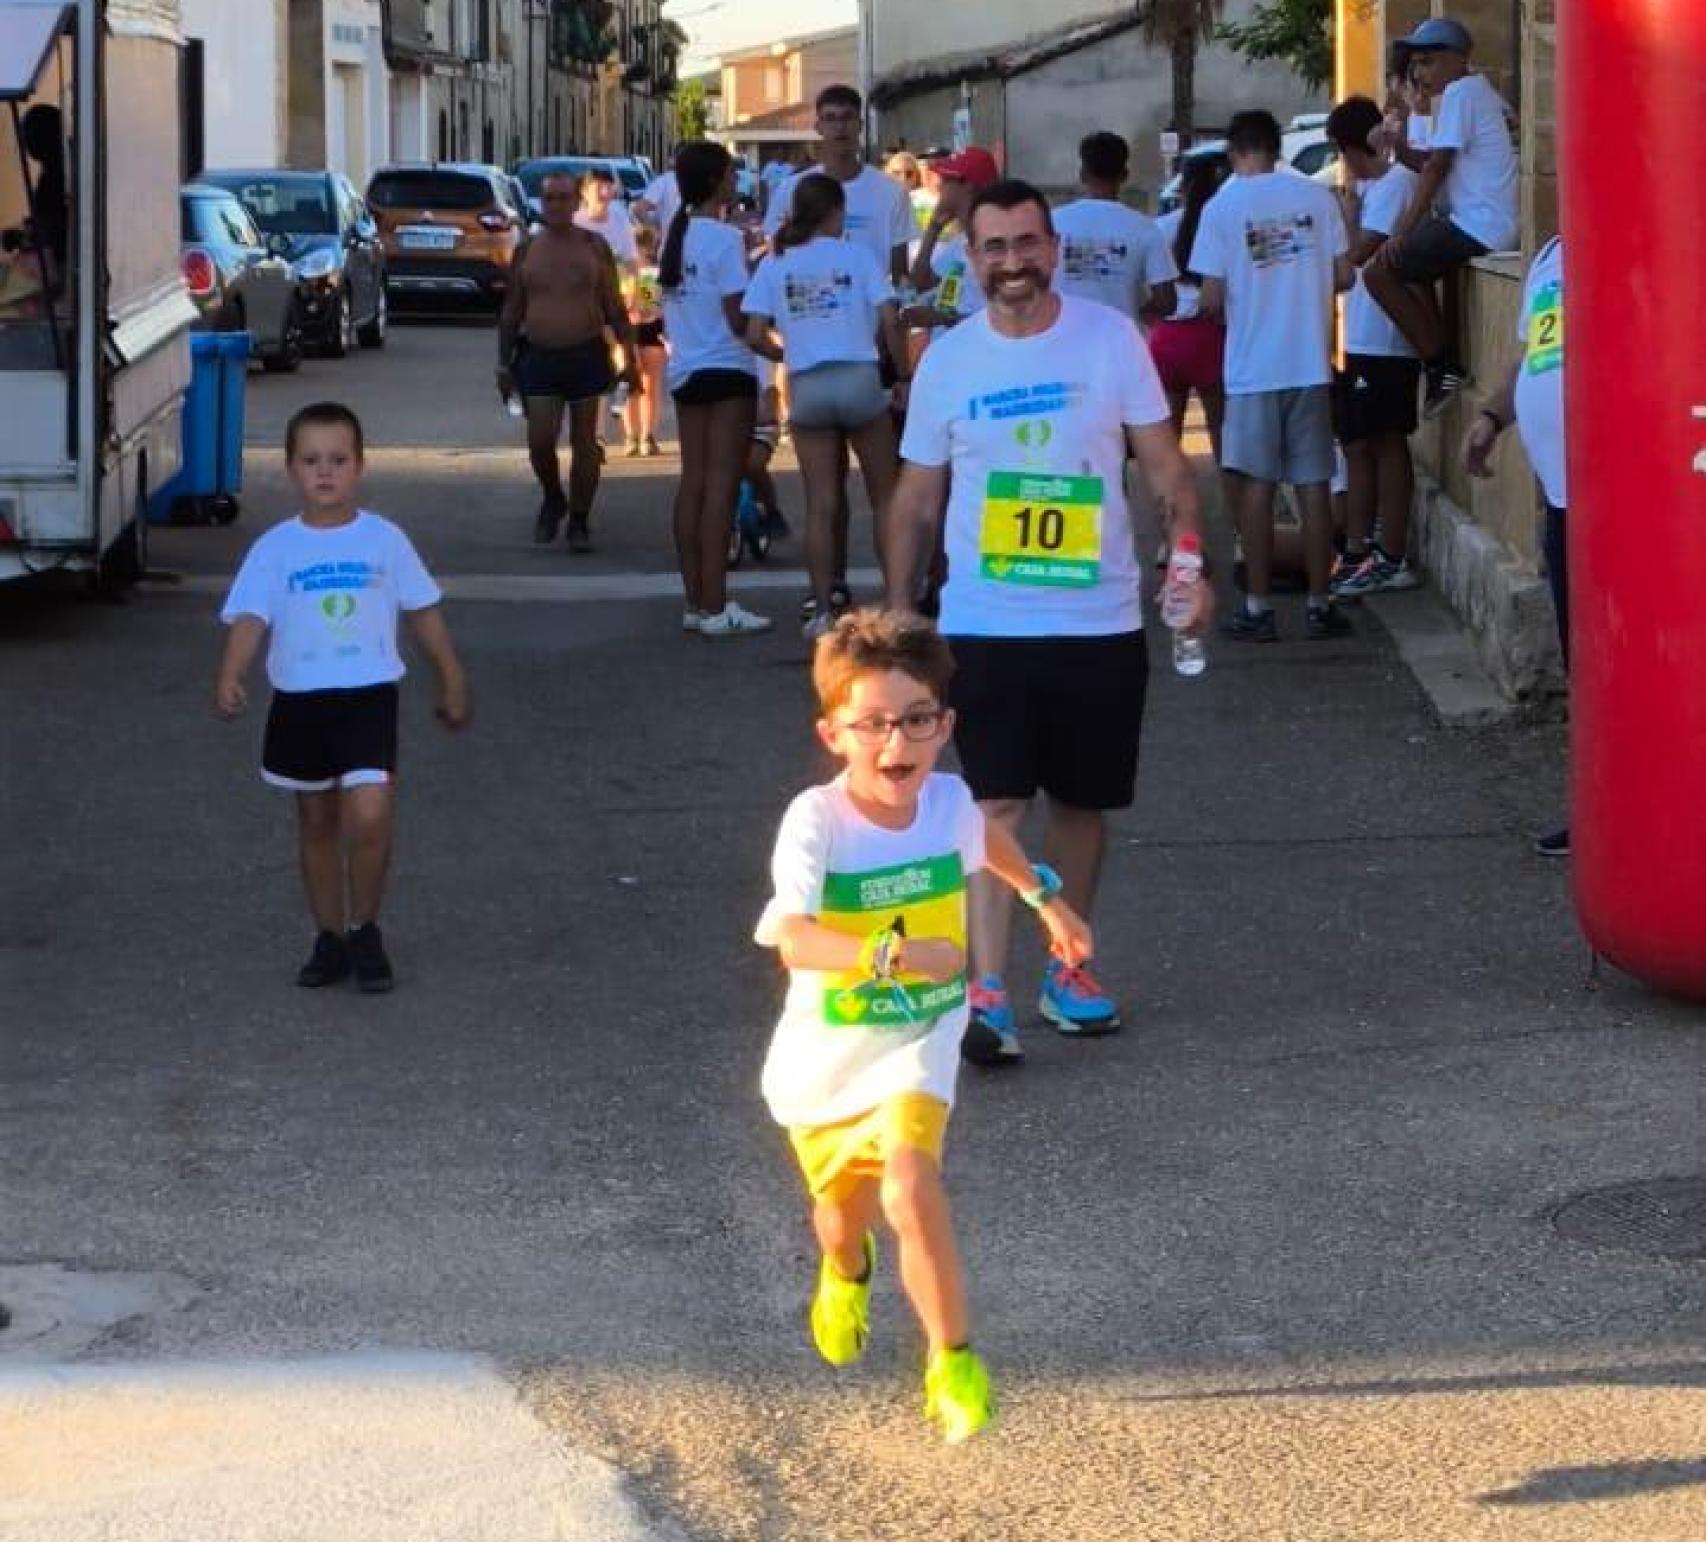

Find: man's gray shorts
[1222,385,1335,486]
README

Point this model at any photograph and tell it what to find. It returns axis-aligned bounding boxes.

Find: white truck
[0,0,196,591]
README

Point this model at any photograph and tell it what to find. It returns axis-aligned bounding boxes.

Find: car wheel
[324,291,350,358]
[262,301,304,374]
[357,285,387,349]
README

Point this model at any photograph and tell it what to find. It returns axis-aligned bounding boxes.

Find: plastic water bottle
[1162,533,1207,678]
[502,389,524,420]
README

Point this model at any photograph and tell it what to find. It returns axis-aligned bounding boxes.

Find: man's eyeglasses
[838,708,947,744]
[975,233,1051,262]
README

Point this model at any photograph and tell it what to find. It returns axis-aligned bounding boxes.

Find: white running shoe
[699,602,773,637]
[682,609,704,633]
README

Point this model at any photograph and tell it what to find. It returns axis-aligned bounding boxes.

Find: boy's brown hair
[812,608,955,716]
[286,401,365,459]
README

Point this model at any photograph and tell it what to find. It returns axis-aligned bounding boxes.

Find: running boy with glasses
[756,609,1090,1442]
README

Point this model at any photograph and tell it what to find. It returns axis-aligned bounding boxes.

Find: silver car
[180,184,300,371]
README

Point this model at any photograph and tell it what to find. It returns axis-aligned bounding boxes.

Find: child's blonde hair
[812,609,955,716]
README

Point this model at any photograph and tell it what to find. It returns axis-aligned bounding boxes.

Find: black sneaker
[296,930,350,988]
[565,512,592,554]
[346,922,395,994]
[1305,603,1354,639]
[533,494,566,544]
[1534,825,1570,858]
[829,581,853,614]
[1422,360,1471,420]
[1224,607,1278,643]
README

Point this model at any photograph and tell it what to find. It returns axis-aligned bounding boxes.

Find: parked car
[1156,124,1338,214]
[179,184,300,372]
[199,168,387,356]
[366,162,526,309]
[513,155,645,220]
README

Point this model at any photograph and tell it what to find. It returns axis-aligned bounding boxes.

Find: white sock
[1246,594,1271,617]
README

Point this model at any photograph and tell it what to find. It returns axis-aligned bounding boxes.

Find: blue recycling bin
[149,331,249,524]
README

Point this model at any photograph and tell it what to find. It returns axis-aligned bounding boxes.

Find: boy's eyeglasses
[838,708,946,744]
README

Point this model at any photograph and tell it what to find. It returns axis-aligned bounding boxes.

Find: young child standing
[214,402,470,992]
[621,224,668,457]
[755,611,1091,1442]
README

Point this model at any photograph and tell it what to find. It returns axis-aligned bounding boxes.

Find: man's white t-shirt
[755,772,984,1128]
[1051,198,1178,323]
[1514,236,1566,509]
[900,295,1170,638]
[1431,72,1518,251]
[742,235,894,374]
[1188,171,1347,395]
[220,512,441,693]
[661,218,756,392]
[1345,163,1419,358]
[575,201,639,267]
[1154,210,1201,320]
[928,233,985,319]
[763,164,912,277]
[639,171,680,233]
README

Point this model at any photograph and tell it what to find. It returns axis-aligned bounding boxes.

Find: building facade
[713,25,858,168]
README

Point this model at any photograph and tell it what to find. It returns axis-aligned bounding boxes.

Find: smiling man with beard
[883,180,1210,1065]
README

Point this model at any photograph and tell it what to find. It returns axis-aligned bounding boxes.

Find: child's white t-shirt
[742,236,894,374]
[928,233,985,318]
[755,772,985,1128]
[1052,198,1179,323]
[220,511,441,692]
[1431,72,1518,252]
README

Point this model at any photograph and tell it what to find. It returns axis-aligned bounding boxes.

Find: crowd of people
[214,13,1566,1445]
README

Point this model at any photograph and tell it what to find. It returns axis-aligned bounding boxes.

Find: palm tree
[1143,0,1227,138]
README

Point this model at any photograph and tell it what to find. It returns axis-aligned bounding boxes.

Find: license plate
[399,227,457,251]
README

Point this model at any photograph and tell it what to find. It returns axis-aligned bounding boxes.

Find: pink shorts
[1148,319,1226,396]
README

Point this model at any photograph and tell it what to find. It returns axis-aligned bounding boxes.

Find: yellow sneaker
[924,1346,994,1444]
[809,1233,875,1367]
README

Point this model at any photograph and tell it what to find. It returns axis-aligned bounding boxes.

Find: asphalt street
[2,317,1702,1540]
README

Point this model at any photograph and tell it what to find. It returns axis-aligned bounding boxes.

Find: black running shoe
[830,581,852,614]
[761,506,791,539]
[1305,603,1354,639]
[565,512,592,554]
[1224,607,1278,643]
[1533,825,1570,858]
[297,930,350,988]
[346,922,395,994]
[1422,360,1471,420]
[533,494,566,544]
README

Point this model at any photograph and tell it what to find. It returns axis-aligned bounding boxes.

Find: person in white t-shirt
[1324,96,1424,598]
[1462,236,1568,857]
[745,174,909,638]
[1191,109,1355,642]
[214,403,469,994]
[1052,131,1177,327]
[634,147,682,234]
[1364,17,1519,416]
[658,141,771,638]
[904,145,999,332]
[572,166,639,271]
[757,610,1090,1443]
[885,179,1208,1061]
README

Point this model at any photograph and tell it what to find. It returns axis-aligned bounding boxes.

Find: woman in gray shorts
[742,174,910,638]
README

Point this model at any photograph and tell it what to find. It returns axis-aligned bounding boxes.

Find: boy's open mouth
[879,764,915,784]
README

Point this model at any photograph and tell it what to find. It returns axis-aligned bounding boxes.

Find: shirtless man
[497,173,639,552]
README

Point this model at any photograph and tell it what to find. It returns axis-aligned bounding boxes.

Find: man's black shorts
[947,631,1149,810]
[512,336,614,402]
[1333,354,1422,443]
[1390,216,1488,284]
[262,683,400,792]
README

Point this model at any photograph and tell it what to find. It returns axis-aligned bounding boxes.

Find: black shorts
[634,319,665,349]
[1333,354,1422,443]
[512,337,614,402]
[262,683,400,792]
[1390,216,1489,284]
[672,368,758,406]
[947,631,1149,810]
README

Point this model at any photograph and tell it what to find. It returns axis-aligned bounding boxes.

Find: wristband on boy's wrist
[1020,863,1063,911]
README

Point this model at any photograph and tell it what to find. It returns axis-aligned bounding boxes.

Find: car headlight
[294,248,338,280]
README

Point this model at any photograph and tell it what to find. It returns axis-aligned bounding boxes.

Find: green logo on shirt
[320,591,358,627]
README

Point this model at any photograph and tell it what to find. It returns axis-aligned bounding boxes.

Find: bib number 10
[1011,505,1067,551]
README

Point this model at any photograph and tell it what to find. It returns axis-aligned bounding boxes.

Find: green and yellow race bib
[1526,280,1562,375]
[818,854,966,1029]
[979,471,1103,587]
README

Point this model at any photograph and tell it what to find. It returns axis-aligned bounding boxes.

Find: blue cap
[1404,17,1473,53]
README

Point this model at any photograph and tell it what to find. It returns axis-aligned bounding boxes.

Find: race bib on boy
[1526,281,1562,375]
[979,471,1102,587]
[818,855,966,1029]
[937,262,965,315]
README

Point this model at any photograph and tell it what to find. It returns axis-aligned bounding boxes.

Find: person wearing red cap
[906,147,1000,331]
[1052,132,1177,329]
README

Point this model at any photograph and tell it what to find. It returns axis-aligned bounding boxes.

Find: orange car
[366,162,526,308]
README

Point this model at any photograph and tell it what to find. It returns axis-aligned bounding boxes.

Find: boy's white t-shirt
[640,170,680,232]
[1154,210,1201,319]
[661,217,757,391]
[1051,198,1179,323]
[762,164,912,276]
[928,233,985,318]
[742,236,894,374]
[575,201,639,267]
[1188,171,1347,395]
[1513,236,1566,509]
[1431,72,1518,251]
[755,772,985,1128]
[1344,163,1419,358]
[220,511,441,692]
[900,295,1169,638]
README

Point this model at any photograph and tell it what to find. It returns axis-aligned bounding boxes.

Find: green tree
[1145,0,1228,136]
[675,78,710,142]
[1217,0,1333,91]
